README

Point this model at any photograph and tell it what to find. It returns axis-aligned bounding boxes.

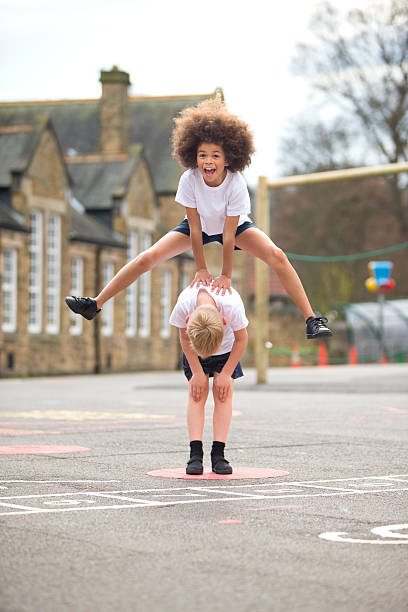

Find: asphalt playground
[0,363,407,612]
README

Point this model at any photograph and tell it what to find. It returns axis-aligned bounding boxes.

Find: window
[2,248,17,332]
[70,257,83,335]
[46,214,61,334]
[180,269,189,292]
[139,233,151,337]
[160,270,172,338]
[28,210,42,333]
[101,261,114,336]
[126,231,138,336]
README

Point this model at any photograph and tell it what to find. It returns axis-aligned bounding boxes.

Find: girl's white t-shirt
[169,285,248,355]
[175,168,251,235]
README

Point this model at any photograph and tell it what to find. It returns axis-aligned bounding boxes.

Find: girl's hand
[213,372,233,402]
[189,372,208,402]
[190,269,212,288]
[211,275,232,295]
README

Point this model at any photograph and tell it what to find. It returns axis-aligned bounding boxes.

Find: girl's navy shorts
[182,352,244,381]
[171,218,255,250]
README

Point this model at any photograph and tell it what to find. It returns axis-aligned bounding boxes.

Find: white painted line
[293,474,408,484]
[150,494,206,498]
[319,531,408,544]
[0,502,164,516]
[289,484,362,492]
[43,500,96,505]
[191,487,270,498]
[86,492,167,505]
[371,524,408,539]
[0,501,43,511]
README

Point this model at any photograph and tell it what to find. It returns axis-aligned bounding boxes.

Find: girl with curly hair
[66,96,332,340]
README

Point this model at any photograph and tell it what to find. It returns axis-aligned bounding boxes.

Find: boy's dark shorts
[171,218,255,250]
[182,352,244,381]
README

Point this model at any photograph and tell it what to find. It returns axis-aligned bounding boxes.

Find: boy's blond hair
[187,306,224,359]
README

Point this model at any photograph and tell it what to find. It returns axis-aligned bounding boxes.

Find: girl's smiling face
[196,142,228,186]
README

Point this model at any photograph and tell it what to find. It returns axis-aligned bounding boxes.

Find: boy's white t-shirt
[169,285,248,356]
[175,168,251,235]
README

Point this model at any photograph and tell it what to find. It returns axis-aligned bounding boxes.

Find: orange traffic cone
[291,344,301,367]
[380,351,388,364]
[318,342,329,367]
[348,345,358,366]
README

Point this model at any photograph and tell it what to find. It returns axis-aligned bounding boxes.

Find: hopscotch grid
[1,475,408,517]
[1,487,408,516]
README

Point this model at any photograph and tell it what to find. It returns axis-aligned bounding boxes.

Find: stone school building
[0,66,252,377]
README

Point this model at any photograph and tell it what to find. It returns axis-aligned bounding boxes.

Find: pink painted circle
[147,467,289,480]
[0,445,90,455]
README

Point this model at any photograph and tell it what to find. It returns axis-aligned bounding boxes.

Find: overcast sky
[0,0,360,186]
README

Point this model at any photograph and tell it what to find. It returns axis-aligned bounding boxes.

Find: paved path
[0,364,407,611]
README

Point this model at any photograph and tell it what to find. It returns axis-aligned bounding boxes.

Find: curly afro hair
[172,96,255,172]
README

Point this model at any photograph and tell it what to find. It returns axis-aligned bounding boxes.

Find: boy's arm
[214,328,248,402]
[186,208,212,287]
[211,215,240,295]
[179,328,208,402]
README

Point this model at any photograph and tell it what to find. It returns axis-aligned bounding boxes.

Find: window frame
[2,247,18,333]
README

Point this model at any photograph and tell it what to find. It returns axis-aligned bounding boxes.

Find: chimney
[99,66,130,154]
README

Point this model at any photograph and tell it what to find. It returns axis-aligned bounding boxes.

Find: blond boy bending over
[169,284,248,475]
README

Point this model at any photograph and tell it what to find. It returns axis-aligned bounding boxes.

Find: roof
[129,95,210,193]
[0,125,38,186]
[66,148,142,210]
[0,200,27,232]
[0,92,213,194]
[0,119,71,188]
[69,204,125,248]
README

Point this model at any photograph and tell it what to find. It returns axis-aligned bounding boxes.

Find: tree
[278,0,408,233]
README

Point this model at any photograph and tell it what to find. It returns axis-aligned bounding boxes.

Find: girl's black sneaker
[65,296,101,320]
[306,316,332,339]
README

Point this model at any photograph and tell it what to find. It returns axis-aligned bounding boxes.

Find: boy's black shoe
[65,296,101,320]
[186,456,203,475]
[306,316,332,339]
[212,456,233,475]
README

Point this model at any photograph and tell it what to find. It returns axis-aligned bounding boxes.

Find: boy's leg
[211,373,233,474]
[187,376,209,440]
[186,376,209,475]
[212,373,233,443]
[235,227,332,338]
[66,231,191,317]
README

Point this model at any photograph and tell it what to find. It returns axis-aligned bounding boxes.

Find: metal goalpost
[254,161,408,383]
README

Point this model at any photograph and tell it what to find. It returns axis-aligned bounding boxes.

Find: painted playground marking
[320,523,408,545]
[0,410,174,421]
[0,445,90,455]
[147,467,289,480]
[0,474,407,517]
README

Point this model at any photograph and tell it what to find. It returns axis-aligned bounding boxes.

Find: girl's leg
[212,373,233,443]
[95,231,191,307]
[235,227,314,320]
[187,376,209,441]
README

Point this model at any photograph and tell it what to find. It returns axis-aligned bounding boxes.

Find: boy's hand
[213,372,233,402]
[211,275,232,295]
[189,371,208,402]
[191,269,212,288]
